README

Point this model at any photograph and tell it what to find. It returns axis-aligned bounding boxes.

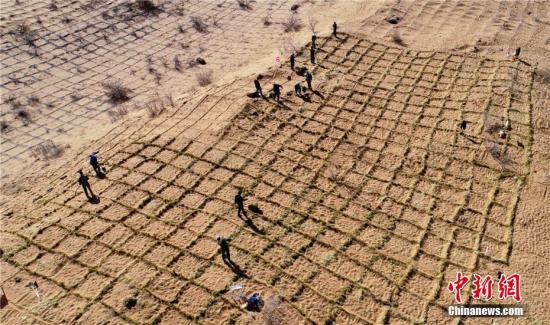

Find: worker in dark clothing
[305,71,313,90]
[89,152,102,177]
[311,33,317,49]
[310,46,316,65]
[254,77,263,97]
[78,170,95,200]
[290,53,295,71]
[294,82,303,97]
[235,190,246,219]
[217,236,231,262]
[459,120,467,133]
[272,84,282,102]
[332,22,337,37]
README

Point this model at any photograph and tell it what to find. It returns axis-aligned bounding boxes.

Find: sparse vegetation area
[145,93,174,118]
[107,105,129,122]
[29,140,65,160]
[236,0,252,10]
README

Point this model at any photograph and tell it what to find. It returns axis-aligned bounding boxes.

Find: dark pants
[221,248,230,261]
[310,53,315,64]
[307,80,312,90]
[91,163,102,176]
[81,184,94,199]
[237,204,246,219]
[274,92,280,102]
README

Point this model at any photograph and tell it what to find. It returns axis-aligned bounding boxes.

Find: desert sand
[1,0,549,324]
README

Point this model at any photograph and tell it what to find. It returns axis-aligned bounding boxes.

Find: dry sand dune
[1,0,550,324]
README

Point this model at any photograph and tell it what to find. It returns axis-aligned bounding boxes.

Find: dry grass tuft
[107,105,129,122]
[263,15,272,26]
[145,93,174,118]
[262,295,283,325]
[13,22,37,47]
[283,14,303,33]
[103,79,131,104]
[191,16,208,33]
[135,0,160,14]
[30,140,65,160]
[196,70,213,86]
[174,56,183,72]
[1,121,10,133]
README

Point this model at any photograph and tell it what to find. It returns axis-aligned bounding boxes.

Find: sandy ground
[1,0,549,324]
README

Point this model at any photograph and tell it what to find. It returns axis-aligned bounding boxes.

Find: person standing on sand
[311,33,317,50]
[290,53,295,71]
[235,190,246,219]
[332,22,338,37]
[254,76,263,97]
[89,152,103,177]
[294,82,303,97]
[217,236,231,263]
[77,170,95,200]
[305,71,313,90]
[272,84,283,102]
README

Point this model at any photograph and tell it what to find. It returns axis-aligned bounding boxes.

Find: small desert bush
[30,140,65,160]
[283,14,303,33]
[196,70,213,87]
[28,95,40,106]
[103,80,131,104]
[174,56,183,72]
[13,22,37,47]
[263,15,272,26]
[307,17,318,33]
[236,0,252,10]
[391,31,405,46]
[1,121,9,133]
[191,16,208,33]
[135,0,160,14]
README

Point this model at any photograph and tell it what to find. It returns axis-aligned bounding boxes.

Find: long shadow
[518,58,532,67]
[244,218,264,235]
[223,258,249,278]
[312,90,325,100]
[459,132,481,144]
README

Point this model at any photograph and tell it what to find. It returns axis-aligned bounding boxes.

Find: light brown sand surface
[1,0,549,324]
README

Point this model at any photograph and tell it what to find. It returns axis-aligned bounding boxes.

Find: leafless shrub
[145,93,174,118]
[178,24,185,33]
[103,80,131,104]
[326,165,343,183]
[28,95,40,106]
[30,140,65,160]
[107,105,129,122]
[1,121,10,133]
[13,23,37,47]
[236,0,252,10]
[82,0,105,11]
[70,92,83,102]
[191,16,208,33]
[283,14,303,33]
[174,56,183,72]
[307,17,318,33]
[49,0,58,10]
[263,15,272,26]
[196,70,213,87]
[173,0,185,16]
[16,109,31,124]
[262,295,283,325]
[135,0,159,14]
[211,15,222,28]
[5,95,23,110]
[391,31,406,46]
[61,16,73,24]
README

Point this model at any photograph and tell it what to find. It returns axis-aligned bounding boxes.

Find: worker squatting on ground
[333,22,338,37]
[217,236,231,263]
[290,53,295,71]
[77,170,95,200]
